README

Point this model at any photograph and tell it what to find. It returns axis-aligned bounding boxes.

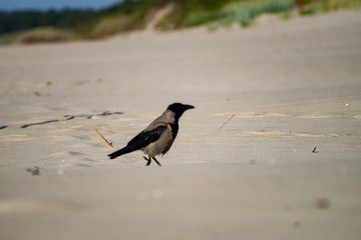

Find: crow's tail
[108,146,135,159]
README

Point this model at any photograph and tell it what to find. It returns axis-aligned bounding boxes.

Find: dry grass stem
[218,114,235,131]
[94,129,113,148]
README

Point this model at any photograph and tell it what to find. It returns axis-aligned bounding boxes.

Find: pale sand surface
[1,10,361,240]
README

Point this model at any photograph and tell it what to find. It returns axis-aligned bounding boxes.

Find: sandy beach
[1,10,361,240]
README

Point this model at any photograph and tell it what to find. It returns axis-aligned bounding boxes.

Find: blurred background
[1,0,360,44]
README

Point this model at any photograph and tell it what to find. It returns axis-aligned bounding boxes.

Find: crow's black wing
[108,125,167,159]
[127,125,167,150]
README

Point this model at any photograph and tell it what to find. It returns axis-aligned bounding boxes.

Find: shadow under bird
[108,103,195,166]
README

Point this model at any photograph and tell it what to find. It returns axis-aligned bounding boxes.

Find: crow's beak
[183,104,195,110]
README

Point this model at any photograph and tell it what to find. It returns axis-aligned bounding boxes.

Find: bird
[108,103,195,166]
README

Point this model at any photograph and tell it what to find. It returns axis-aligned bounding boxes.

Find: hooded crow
[108,103,194,166]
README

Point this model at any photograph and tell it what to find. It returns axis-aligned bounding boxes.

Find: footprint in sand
[81,158,98,163]
[20,111,123,129]
[68,151,85,156]
[72,135,92,140]
[74,163,92,167]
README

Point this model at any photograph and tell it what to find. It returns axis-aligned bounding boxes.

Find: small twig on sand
[94,129,113,147]
[218,114,235,131]
[312,147,318,153]
[26,166,40,176]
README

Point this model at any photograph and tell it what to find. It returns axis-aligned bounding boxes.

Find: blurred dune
[1,0,360,44]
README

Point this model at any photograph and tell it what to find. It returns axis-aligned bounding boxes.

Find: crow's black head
[167,103,195,119]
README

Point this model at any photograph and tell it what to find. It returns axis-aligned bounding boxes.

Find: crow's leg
[143,156,151,166]
[152,157,162,166]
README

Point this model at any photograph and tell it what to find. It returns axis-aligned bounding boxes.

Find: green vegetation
[10,27,75,44]
[300,0,361,15]
[0,27,76,45]
[0,0,360,44]
[182,0,295,28]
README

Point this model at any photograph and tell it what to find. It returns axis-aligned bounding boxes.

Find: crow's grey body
[108,103,194,166]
